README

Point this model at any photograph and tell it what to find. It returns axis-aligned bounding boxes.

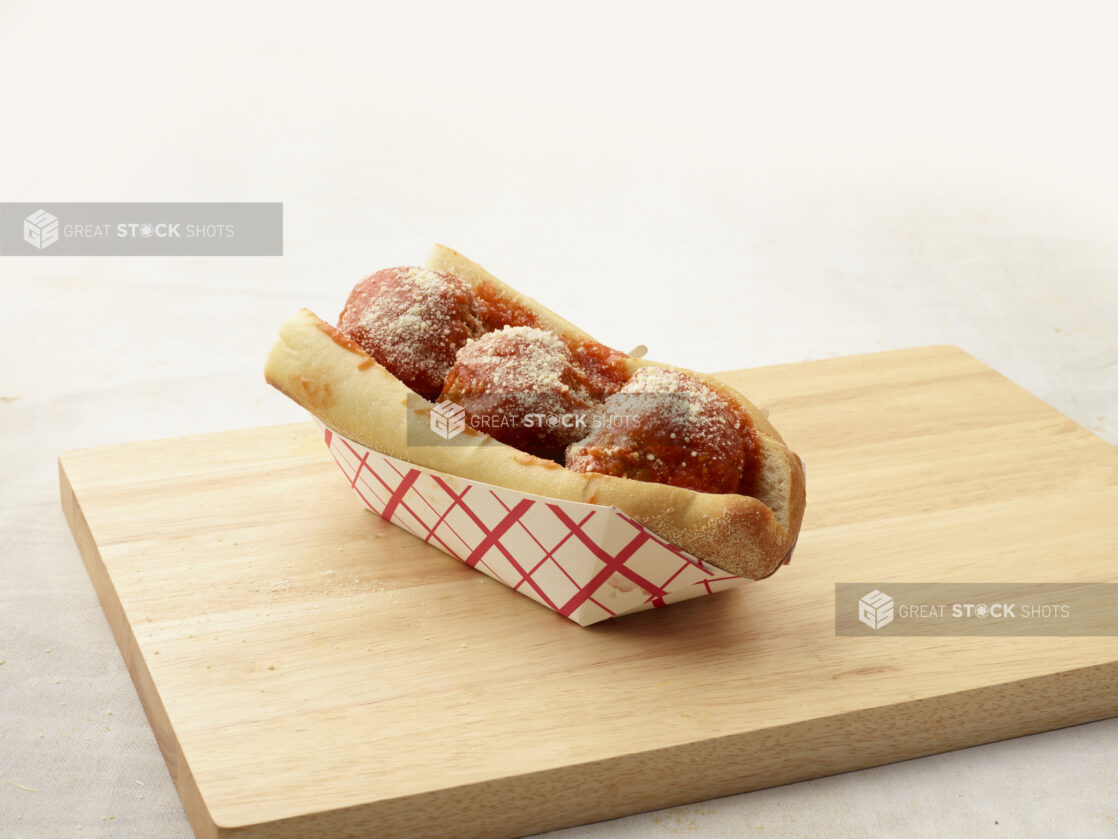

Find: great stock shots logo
[430,400,467,440]
[408,392,652,447]
[0,203,282,255]
[23,209,59,249]
[858,589,895,630]
[836,583,1118,636]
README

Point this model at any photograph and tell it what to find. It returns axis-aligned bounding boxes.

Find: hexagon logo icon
[858,589,894,629]
[430,399,466,440]
[24,209,59,250]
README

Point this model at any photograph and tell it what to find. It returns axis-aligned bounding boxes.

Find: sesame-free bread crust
[264,245,805,578]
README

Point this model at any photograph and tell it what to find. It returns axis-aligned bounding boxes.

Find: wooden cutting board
[59,345,1118,839]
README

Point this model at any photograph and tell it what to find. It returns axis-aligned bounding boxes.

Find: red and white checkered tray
[318,422,750,625]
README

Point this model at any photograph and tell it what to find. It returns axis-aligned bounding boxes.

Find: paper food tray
[314,420,772,626]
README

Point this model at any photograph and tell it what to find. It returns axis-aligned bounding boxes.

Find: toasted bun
[264,245,805,578]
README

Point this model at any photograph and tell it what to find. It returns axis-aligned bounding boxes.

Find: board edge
[59,454,221,839]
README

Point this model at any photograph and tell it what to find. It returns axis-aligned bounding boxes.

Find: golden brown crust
[264,247,806,578]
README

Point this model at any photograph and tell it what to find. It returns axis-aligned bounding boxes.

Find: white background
[1,1,1116,837]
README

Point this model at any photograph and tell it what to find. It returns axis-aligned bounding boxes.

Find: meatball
[338,266,484,399]
[440,326,597,456]
[565,366,752,494]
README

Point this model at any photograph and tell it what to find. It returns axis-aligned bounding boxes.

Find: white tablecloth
[2,2,1116,836]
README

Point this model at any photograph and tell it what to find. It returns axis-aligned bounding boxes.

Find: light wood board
[59,345,1118,839]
